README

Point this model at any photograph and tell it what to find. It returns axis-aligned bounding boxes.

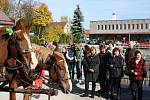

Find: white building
[90,18,150,42]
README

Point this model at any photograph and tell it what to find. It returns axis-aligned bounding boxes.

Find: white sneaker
[79,80,82,84]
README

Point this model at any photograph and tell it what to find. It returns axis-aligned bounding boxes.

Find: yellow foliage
[32,3,53,26]
[42,25,65,42]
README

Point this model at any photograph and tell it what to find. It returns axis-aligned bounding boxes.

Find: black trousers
[99,67,107,93]
[85,81,96,95]
[100,78,107,93]
[131,80,143,100]
[67,61,75,79]
[109,77,122,97]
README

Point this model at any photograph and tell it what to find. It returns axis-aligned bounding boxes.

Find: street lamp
[129,32,130,43]
[123,37,126,45]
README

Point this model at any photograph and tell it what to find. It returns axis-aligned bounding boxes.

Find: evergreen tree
[71,5,84,43]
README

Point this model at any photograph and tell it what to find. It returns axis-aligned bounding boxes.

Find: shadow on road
[43,79,150,100]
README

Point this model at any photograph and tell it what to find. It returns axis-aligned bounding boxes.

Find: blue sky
[39,0,150,28]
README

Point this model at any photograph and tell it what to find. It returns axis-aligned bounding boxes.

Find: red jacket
[129,57,147,81]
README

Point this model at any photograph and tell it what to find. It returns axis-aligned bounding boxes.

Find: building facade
[90,19,150,43]
[49,22,71,34]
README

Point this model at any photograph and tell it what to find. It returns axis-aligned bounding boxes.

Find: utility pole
[129,32,130,42]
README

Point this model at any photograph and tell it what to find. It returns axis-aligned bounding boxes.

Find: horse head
[32,44,72,94]
[12,19,38,70]
[48,52,72,94]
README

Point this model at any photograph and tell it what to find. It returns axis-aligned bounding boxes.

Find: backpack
[68,49,75,58]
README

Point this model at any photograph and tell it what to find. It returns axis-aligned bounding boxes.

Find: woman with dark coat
[82,45,91,82]
[98,44,108,97]
[108,47,124,100]
[129,50,147,100]
[83,46,100,98]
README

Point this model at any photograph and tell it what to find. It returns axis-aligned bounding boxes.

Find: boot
[91,82,96,98]
[81,91,88,97]
[117,88,121,100]
[81,82,89,97]
[91,93,94,98]
[117,95,120,100]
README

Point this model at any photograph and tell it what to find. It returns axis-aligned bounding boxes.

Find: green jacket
[75,48,83,61]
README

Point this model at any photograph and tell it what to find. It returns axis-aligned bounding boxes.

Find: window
[116,24,118,30]
[105,25,107,30]
[128,24,130,30]
[101,25,103,30]
[137,24,139,29]
[141,24,143,29]
[120,24,122,30]
[97,25,100,30]
[132,24,134,29]
[112,24,114,30]
[145,23,148,29]
[109,25,111,30]
[124,24,126,30]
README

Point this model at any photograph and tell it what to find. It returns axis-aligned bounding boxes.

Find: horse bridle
[22,48,33,53]
[5,30,41,82]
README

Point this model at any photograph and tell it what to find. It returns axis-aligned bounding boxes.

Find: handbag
[124,67,131,76]
[142,70,147,78]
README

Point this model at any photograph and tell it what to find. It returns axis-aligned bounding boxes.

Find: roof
[90,32,150,35]
[90,18,150,23]
[0,11,14,25]
[49,22,68,28]
[85,29,91,35]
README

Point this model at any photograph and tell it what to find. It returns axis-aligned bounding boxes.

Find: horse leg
[23,86,31,100]
[0,67,3,76]
[23,94,31,100]
[9,79,18,100]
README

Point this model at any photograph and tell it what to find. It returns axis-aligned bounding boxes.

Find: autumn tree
[59,34,73,44]
[71,5,84,43]
[42,25,65,43]
[32,3,53,39]
[0,0,36,22]
[0,0,14,15]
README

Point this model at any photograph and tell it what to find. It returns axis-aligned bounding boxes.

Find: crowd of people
[35,41,147,100]
[61,41,147,100]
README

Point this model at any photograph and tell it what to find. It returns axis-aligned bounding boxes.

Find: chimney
[112,13,116,20]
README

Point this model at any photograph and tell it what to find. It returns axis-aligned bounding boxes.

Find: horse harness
[1,30,41,84]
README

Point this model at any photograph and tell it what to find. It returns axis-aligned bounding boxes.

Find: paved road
[0,81,150,100]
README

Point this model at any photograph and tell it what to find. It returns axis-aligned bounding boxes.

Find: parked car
[87,39,97,44]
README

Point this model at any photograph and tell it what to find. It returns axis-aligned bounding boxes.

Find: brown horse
[0,26,10,76]
[2,19,39,100]
[32,44,72,93]
[0,19,71,100]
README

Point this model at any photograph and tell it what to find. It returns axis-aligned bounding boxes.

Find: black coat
[125,48,137,67]
[108,55,124,78]
[85,54,100,82]
[98,52,108,81]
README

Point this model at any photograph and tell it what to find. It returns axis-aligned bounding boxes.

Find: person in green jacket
[75,44,83,83]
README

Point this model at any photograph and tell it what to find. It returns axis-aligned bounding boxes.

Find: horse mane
[53,51,65,60]
[32,44,54,64]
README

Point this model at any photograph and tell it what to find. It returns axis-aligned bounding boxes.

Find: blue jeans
[76,60,82,80]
